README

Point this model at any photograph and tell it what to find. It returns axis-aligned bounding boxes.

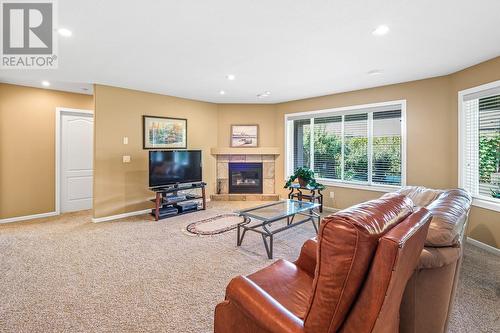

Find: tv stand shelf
[149,195,203,206]
[150,182,206,221]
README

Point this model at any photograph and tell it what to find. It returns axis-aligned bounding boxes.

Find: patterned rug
[186,213,246,235]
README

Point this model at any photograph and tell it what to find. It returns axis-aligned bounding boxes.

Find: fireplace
[229,163,263,194]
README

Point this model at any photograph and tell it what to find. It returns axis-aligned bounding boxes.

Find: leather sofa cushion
[396,186,443,207]
[247,259,313,319]
[340,208,432,333]
[304,193,413,333]
[392,187,472,247]
[425,189,472,247]
[418,246,461,269]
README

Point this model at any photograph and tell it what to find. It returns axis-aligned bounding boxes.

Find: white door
[61,113,94,212]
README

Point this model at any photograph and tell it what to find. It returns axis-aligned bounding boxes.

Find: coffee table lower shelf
[236,200,320,259]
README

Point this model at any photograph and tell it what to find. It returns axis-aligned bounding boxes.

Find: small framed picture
[231,125,259,147]
[143,115,187,149]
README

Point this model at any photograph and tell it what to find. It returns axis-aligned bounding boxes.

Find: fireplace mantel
[210,147,280,155]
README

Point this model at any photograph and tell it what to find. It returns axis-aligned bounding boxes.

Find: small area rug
[186,213,245,235]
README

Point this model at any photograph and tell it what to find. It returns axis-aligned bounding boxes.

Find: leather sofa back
[425,189,472,247]
[304,193,413,333]
[391,187,472,247]
[340,207,432,333]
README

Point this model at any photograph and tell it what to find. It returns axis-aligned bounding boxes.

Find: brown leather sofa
[392,187,472,333]
[214,194,432,333]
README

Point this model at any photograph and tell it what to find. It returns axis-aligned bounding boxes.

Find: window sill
[472,197,500,213]
[316,178,400,193]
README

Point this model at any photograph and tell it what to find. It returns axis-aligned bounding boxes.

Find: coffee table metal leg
[261,234,273,259]
[237,223,240,246]
[237,217,249,246]
[269,234,273,259]
[319,191,324,213]
[312,218,319,233]
[309,209,320,234]
[262,224,274,259]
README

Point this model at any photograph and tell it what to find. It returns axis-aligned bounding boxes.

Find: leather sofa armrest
[226,276,304,333]
[294,238,317,276]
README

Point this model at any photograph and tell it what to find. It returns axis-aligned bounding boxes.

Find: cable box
[153,206,178,218]
[176,202,198,213]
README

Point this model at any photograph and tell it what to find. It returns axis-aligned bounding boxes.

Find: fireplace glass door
[228,163,263,194]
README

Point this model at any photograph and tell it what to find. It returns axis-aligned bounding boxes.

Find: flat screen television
[149,150,202,187]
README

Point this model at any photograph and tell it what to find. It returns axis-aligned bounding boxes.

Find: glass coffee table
[236,199,320,259]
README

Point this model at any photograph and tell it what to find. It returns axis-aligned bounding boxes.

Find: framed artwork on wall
[231,124,259,147]
[143,115,187,149]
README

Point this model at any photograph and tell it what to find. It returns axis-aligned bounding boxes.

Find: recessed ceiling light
[257,91,271,98]
[368,69,382,76]
[57,28,72,37]
[226,74,235,80]
[372,25,389,36]
[41,80,50,87]
[219,90,226,95]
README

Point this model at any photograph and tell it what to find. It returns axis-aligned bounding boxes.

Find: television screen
[149,150,202,187]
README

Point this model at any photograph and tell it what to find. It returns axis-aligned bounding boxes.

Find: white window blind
[293,119,311,170]
[462,90,500,202]
[313,116,342,180]
[372,110,402,185]
[344,113,368,182]
[288,102,405,188]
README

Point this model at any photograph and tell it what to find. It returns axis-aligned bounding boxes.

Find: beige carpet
[0,202,498,333]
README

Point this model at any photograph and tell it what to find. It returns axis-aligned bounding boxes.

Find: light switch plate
[123,137,129,145]
[123,155,131,163]
[329,192,335,199]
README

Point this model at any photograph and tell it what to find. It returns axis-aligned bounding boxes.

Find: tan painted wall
[0,83,94,219]
[217,104,277,147]
[93,85,218,218]
[450,57,500,248]
[274,76,453,203]
[269,57,500,248]
[94,58,500,247]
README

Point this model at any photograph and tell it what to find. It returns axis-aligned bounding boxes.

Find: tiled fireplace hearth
[211,153,279,201]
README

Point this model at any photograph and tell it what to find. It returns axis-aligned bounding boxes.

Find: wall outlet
[122,155,131,163]
[123,137,129,145]
[329,192,335,199]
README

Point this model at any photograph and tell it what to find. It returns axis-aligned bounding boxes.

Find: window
[286,101,406,190]
[460,81,500,210]
[293,119,311,170]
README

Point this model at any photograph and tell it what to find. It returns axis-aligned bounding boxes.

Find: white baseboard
[323,206,340,213]
[91,209,151,223]
[0,211,58,224]
[466,237,500,255]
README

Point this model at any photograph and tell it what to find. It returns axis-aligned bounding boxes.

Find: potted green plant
[284,167,324,189]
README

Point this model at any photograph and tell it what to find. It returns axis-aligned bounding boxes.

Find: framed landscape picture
[231,124,258,147]
[143,116,187,149]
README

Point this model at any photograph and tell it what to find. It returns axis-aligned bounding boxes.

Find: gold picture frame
[231,124,259,147]
[143,115,187,149]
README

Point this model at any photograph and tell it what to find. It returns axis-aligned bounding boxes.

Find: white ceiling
[1,0,500,103]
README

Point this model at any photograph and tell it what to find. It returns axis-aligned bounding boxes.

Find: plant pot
[298,177,308,187]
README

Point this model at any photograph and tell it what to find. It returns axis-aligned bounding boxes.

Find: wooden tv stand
[150,182,206,221]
